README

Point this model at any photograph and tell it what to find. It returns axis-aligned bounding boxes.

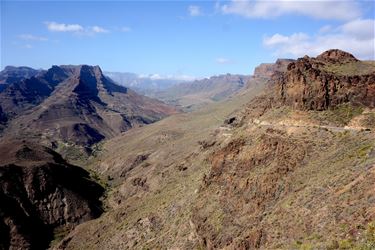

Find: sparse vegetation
[310,103,364,126]
[322,61,375,76]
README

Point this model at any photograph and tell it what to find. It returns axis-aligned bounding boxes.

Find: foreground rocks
[0,141,104,249]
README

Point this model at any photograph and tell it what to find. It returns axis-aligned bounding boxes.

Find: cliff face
[0,141,104,249]
[274,49,375,110]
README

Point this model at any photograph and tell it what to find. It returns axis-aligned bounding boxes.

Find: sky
[1,0,374,79]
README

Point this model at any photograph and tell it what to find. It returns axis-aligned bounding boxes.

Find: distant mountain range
[147,74,252,111]
[0,66,40,92]
[104,71,255,111]
[0,65,177,152]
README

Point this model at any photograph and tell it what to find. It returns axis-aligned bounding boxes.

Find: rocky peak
[316,49,358,63]
[43,65,70,85]
[71,65,102,102]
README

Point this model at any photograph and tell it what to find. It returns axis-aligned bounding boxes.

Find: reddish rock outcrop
[274,49,375,110]
[316,49,358,63]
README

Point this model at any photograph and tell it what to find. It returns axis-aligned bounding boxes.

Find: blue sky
[1,0,374,78]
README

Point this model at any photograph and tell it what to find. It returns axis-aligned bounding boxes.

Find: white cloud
[188,5,202,16]
[263,19,375,60]
[340,19,375,40]
[221,0,361,20]
[18,34,48,41]
[216,57,232,64]
[263,33,309,46]
[91,26,109,33]
[45,21,111,36]
[45,21,83,32]
[121,26,131,32]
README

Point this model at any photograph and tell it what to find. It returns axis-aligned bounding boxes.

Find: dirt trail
[251,119,367,132]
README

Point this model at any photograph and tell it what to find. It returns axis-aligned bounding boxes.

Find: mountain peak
[316,49,358,63]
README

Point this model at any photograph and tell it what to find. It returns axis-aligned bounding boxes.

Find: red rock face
[274,50,375,110]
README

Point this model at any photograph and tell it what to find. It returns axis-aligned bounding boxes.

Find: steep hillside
[53,50,375,249]
[148,74,252,111]
[0,140,104,250]
[192,50,375,249]
[0,65,177,153]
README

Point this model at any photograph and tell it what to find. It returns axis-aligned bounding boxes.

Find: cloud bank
[263,19,375,59]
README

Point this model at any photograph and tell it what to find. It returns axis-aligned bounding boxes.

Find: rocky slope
[0,140,104,250]
[0,65,177,151]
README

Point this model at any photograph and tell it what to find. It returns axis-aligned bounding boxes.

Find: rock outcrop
[0,141,104,249]
[316,49,358,63]
[274,49,375,110]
